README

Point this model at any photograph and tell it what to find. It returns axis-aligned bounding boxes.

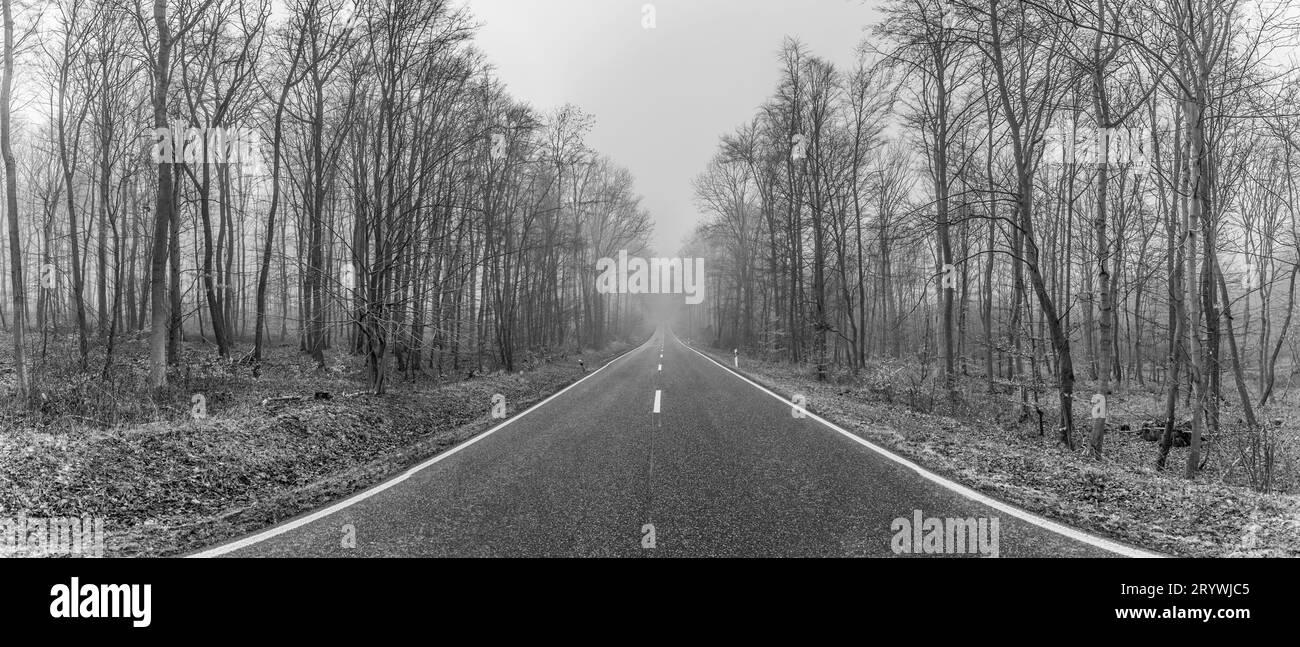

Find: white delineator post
[733,349,738,367]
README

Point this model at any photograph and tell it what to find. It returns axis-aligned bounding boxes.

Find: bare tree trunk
[1185,92,1207,480]
[253,53,299,363]
[1,0,27,399]
[56,27,90,369]
[1089,6,1113,457]
[148,0,174,389]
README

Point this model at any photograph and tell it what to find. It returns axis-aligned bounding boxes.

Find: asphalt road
[193,326,1154,558]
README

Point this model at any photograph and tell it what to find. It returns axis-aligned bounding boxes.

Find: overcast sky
[463,0,883,254]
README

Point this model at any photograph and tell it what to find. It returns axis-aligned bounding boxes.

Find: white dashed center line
[652,390,661,413]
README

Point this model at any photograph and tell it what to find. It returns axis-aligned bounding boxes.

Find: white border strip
[188,343,643,557]
[682,341,1163,558]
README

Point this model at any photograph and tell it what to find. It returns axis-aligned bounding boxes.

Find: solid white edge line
[187,341,645,558]
[681,339,1163,558]
[653,390,662,413]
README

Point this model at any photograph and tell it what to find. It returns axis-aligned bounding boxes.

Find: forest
[0,0,671,556]
[1,0,1299,558]
[0,0,654,404]
[679,0,1300,492]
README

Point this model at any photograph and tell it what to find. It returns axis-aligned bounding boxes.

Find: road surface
[192,327,1155,557]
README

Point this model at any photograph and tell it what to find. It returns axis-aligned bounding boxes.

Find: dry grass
[700,346,1300,557]
[0,330,632,556]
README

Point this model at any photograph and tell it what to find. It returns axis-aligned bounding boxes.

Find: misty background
[467,0,880,253]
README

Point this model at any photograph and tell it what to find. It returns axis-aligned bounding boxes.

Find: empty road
[192,327,1155,558]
